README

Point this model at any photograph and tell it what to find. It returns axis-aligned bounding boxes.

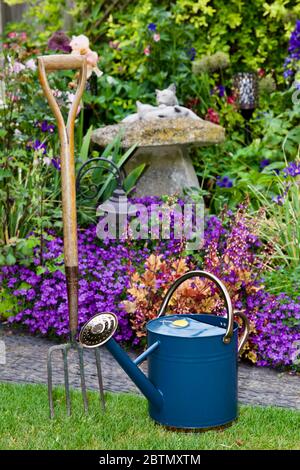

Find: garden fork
[38,55,105,418]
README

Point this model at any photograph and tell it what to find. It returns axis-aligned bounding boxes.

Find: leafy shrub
[193,86,300,211]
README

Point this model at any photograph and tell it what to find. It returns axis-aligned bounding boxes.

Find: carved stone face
[155,84,178,106]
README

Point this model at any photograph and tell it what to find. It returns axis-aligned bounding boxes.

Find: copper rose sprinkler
[38,55,105,418]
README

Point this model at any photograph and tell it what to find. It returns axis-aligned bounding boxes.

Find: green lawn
[0,382,299,450]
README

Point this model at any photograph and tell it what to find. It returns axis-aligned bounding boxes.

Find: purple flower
[283,20,300,80]
[272,195,284,206]
[216,176,233,188]
[51,158,61,170]
[40,120,55,133]
[283,69,293,79]
[283,161,300,178]
[260,159,270,169]
[210,85,226,97]
[288,20,300,55]
[147,23,157,32]
[48,30,71,53]
[217,85,226,97]
[187,47,196,61]
[33,140,47,154]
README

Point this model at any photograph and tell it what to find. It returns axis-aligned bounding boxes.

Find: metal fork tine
[77,344,89,413]
[95,347,105,411]
[47,344,70,419]
[47,346,55,419]
[62,346,71,417]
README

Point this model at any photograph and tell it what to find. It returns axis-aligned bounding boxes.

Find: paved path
[0,327,299,409]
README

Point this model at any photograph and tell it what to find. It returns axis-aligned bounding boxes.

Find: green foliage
[0,288,18,319]
[0,236,40,267]
[250,174,300,269]
[192,86,300,211]
[263,265,300,298]
[173,0,300,74]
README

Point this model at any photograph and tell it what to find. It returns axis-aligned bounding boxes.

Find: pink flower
[153,33,160,42]
[70,34,89,54]
[7,93,20,102]
[86,50,98,68]
[19,32,27,41]
[66,92,81,115]
[205,107,220,124]
[8,32,17,39]
[144,46,151,56]
[86,50,102,78]
[227,96,235,105]
[70,34,102,78]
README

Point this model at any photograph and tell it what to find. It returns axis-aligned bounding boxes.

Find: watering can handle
[157,270,235,344]
[235,310,250,354]
[37,54,87,341]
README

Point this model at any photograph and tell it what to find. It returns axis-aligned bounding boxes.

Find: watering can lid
[147,314,227,338]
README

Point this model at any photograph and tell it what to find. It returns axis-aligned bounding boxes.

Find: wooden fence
[0,1,27,34]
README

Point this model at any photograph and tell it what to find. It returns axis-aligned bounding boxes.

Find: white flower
[0,80,5,108]
[12,61,25,74]
[106,76,118,86]
[25,58,36,71]
[43,157,52,166]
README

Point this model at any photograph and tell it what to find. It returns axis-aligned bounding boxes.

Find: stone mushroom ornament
[122,84,200,123]
[70,34,103,78]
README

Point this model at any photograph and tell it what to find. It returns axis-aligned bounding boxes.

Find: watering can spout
[79,312,163,410]
[105,338,163,410]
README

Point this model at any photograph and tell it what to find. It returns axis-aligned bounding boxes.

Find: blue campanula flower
[147,23,156,32]
[216,176,233,188]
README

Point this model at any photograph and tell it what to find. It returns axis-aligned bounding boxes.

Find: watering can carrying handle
[37,55,87,341]
[157,270,249,350]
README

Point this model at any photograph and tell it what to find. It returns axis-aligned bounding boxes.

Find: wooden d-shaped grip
[38,55,87,340]
[40,54,86,72]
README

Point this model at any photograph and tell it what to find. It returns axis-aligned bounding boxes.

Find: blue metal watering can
[79,270,250,430]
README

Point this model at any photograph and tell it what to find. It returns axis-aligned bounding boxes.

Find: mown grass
[0,382,299,450]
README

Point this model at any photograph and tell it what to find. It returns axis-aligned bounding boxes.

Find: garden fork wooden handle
[38,54,87,340]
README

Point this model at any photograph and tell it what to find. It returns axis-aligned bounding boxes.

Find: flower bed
[1,200,299,372]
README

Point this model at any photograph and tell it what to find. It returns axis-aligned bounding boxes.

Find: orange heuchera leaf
[172,258,189,275]
[131,272,140,283]
[146,254,162,271]
[122,300,136,314]
[143,270,156,287]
